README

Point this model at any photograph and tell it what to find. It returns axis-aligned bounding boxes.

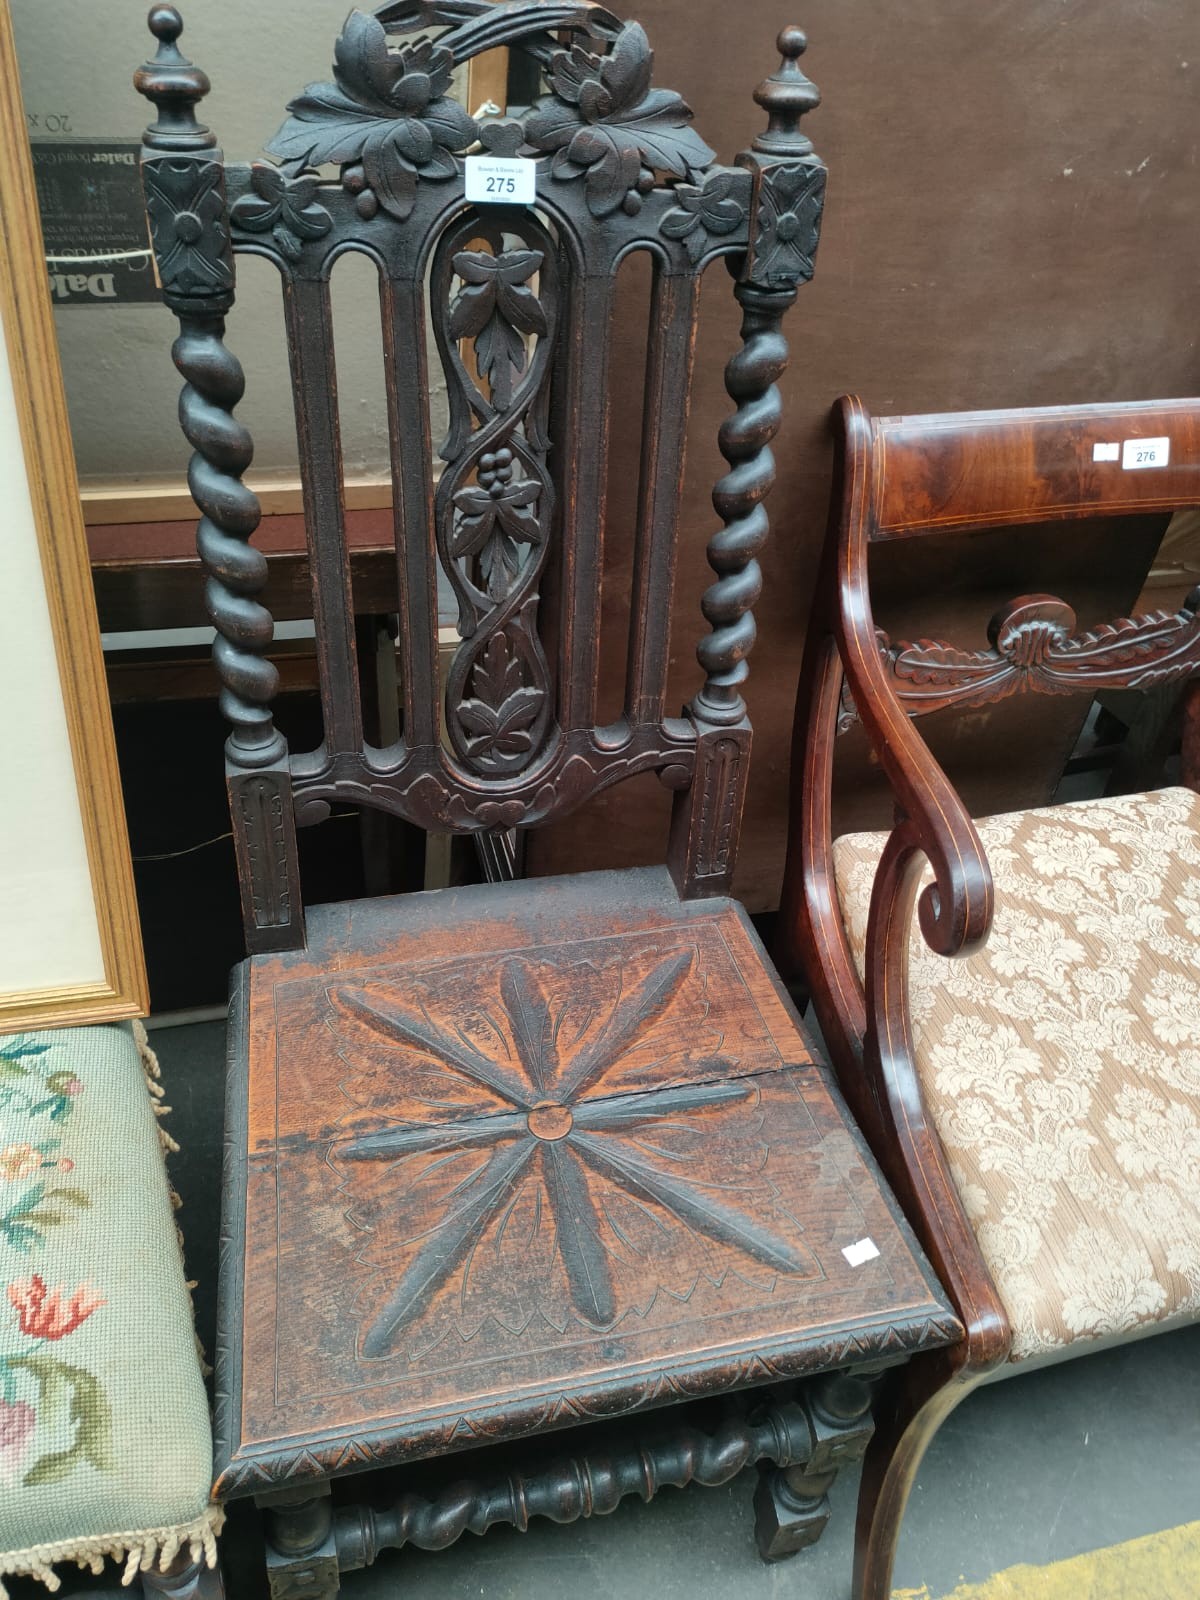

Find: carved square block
[265,1544,339,1600]
[753,1468,831,1561]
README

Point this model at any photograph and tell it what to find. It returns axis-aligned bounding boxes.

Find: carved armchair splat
[780,395,1200,1600]
[135,8,957,1592]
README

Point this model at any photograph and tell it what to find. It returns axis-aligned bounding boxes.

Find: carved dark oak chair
[780,395,1200,1600]
[134,7,958,1592]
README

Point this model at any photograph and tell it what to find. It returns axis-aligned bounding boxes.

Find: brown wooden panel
[873,400,1200,538]
[88,510,404,632]
[281,275,363,753]
[216,866,958,1497]
[528,0,1200,909]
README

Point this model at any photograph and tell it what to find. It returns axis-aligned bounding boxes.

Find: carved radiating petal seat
[135,7,957,1591]
[781,395,1200,1600]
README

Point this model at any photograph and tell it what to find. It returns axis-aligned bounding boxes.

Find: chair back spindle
[136,3,826,951]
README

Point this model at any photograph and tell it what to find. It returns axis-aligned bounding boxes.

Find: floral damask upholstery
[833,786,1200,1368]
[0,1023,218,1593]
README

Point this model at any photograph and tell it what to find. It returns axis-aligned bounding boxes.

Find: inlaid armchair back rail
[780,393,1200,1600]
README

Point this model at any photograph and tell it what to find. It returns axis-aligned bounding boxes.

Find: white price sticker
[841,1237,881,1268]
[1122,436,1170,470]
[464,156,536,206]
[1093,442,1119,462]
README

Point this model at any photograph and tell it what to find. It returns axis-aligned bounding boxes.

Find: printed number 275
[486,176,516,194]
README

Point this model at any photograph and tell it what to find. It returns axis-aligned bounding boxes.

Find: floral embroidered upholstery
[832,787,1200,1367]
[0,1023,218,1592]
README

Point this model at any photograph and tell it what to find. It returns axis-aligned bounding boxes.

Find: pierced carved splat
[138,4,831,922]
[839,594,1200,729]
[327,935,818,1359]
[433,218,558,777]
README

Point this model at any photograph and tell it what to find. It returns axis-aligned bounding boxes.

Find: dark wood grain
[216,866,958,1500]
[779,391,1200,1600]
[136,4,829,952]
[872,401,1200,539]
[136,10,957,1590]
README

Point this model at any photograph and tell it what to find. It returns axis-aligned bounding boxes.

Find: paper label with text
[464,156,536,206]
[1122,436,1170,470]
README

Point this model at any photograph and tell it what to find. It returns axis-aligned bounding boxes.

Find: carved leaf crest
[264,9,477,221]
[525,22,715,216]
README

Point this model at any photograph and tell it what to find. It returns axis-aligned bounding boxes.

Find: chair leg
[140,1552,225,1597]
[753,1368,880,1561]
[852,1348,984,1600]
[259,1480,340,1599]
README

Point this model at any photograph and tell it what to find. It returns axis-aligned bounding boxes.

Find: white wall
[12,0,453,485]
[0,324,105,992]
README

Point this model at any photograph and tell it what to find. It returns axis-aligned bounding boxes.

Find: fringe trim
[133,1018,180,1156]
[0,1503,225,1595]
[132,1020,212,1377]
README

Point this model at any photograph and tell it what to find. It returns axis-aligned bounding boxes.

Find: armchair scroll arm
[833,397,994,963]
[788,397,1010,1374]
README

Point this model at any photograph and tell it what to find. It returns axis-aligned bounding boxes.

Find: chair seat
[215,866,958,1497]
[0,1024,215,1587]
[833,786,1200,1368]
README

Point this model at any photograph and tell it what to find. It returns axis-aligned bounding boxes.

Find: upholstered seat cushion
[0,1023,218,1591]
[833,786,1200,1367]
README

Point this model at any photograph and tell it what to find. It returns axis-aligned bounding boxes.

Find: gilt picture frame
[0,0,147,1030]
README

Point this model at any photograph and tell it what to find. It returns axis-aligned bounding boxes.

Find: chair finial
[135,5,216,151]
[752,25,820,157]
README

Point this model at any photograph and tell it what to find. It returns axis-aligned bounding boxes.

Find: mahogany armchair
[780,394,1200,1599]
[133,7,956,1593]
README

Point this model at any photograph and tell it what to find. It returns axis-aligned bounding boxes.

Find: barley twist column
[671,24,825,899]
[691,282,795,725]
[174,316,283,764]
[136,5,302,949]
[332,1399,815,1571]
